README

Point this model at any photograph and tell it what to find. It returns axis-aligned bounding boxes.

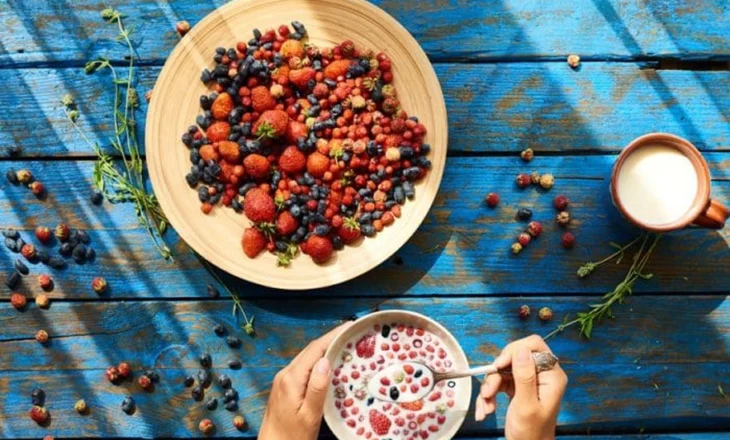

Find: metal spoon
[367,351,558,403]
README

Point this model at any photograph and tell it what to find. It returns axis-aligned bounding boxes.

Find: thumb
[301,357,331,418]
[511,346,538,408]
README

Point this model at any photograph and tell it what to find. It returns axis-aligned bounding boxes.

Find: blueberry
[6,169,19,185]
[291,21,306,35]
[394,187,405,205]
[199,353,212,368]
[389,386,400,401]
[291,32,302,40]
[227,358,242,370]
[72,244,87,263]
[181,132,193,147]
[200,95,211,109]
[197,369,211,386]
[47,257,66,269]
[367,397,374,406]
[225,401,238,411]
[200,69,211,83]
[90,189,104,205]
[121,396,135,414]
[31,388,45,406]
[36,249,49,264]
[184,375,195,387]
[215,47,226,55]
[14,259,28,275]
[205,397,218,411]
[2,229,19,239]
[226,336,241,348]
[402,182,415,199]
[332,236,344,250]
[324,79,337,88]
[414,369,423,378]
[16,237,25,250]
[213,324,226,337]
[421,144,431,154]
[275,241,288,252]
[516,208,533,221]
[77,230,91,244]
[381,325,391,338]
[315,223,330,235]
[359,213,372,224]
[144,370,160,383]
[361,225,376,237]
[191,384,204,400]
[399,147,414,158]
[224,388,239,402]
[217,374,232,389]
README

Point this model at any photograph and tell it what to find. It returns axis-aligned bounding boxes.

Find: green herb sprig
[546,233,661,339]
[62,7,171,260]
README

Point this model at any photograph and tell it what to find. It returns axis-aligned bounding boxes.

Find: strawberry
[368,409,391,436]
[288,67,316,90]
[280,39,304,60]
[206,121,231,143]
[241,227,266,258]
[304,235,333,264]
[253,110,289,139]
[337,217,361,244]
[244,188,276,223]
[199,144,219,162]
[211,92,234,120]
[251,86,276,113]
[306,152,330,178]
[218,141,241,163]
[275,210,299,236]
[286,120,308,143]
[218,160,235,183]
[273,65,290,83]
[355,334,375,358]
[324,59,352,80]
[243,154,270,180]
[278,146,306,174]
[400,400,424,411]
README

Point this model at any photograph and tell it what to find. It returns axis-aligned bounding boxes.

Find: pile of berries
[5,168,45,198]
[182,22,431,265]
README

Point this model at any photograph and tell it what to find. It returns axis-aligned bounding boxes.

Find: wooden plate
[146,0,447,290]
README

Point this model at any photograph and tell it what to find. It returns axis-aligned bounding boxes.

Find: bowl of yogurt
[324,310,471,440]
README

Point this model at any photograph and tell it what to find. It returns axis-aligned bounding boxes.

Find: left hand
[259,321,353,440]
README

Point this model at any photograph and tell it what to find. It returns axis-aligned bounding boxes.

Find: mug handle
[693,199,730,229]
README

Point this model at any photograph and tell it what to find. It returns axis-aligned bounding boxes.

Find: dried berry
[233,414,246,430]
[106,366,121,383]
[184,375,195,387]
[138,375,153,390]
[59,242,73,257]
[5,238,18,253]
[29,405,49,425]
[16,169,33,184]
[516,208,532,221]
[14,259,29,275]
[530,171,541,185]
[6,271,21,289]
[92,277,108,294]
[72,244,87,263]
[36,294,50,309]
[205,397,218,410]
[176,20,191,37]
[117,362,132,379]
[561,232,576,249]
[539,173,555,190]
[227,358,242,370]
[206,284,219,298]
[55,224,70,242]
[567,54,581,68]
[90,189,104,205]
[6,168,19,185]
[539,307,553,321]
[31,388,45,406]
[21,243,37,260]
[225,400,238,411]
[29,181,45,197]
[2,229,19,239]
[520,148,534,162]
[38,274,53,291]
[517,233,531,247]
[527,221,543,238]
[47,257,66,269]
[511,242,523,255]
[199,419,215,436]
[121,396,135,414]
[75,399,88,414]
[226,335,241,348]
[199,352,212,368]
[192,384,204,401]
[556,211,571,226]
[515,173,531,188]
[217,373,232,389]
[213,323,226,336]
[197,369,211,387]
[36,249,50,264]
[35,226,52,244]
[35,329,49,344]
[554,195,569,210]
[11,292,27,310]
[485,192,500,208]
[518,305,530,319]
[223,388,239,402]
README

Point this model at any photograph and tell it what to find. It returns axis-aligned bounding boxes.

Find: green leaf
[638,272,653,280]
[582,320,593,339]
[608,242,622,250]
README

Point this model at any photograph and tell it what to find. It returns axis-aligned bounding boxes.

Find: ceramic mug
[611,133,729,232]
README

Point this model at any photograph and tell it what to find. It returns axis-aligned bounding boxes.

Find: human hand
[259,321,353,440]
[475,335,568,440]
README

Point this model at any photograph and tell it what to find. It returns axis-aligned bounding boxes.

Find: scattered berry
[205,397,218,410]
[561,232,576,249]
[527,221,543,238]
[539,173,555,190]
[518,304,530,319]
[29,181,45,197]
[217,373,232,389]
[199,352,212,368]
[511,242,523,254]
[530,171,541,185]
[15,259,29,275]
[29,405,50,425]
[517,233,531,247]
[206,284,219,298]
[11,292,27,310]
[55,224,70,242]
[520,148,534,162]
[117,362,132,379]
[106,366,121,383]
[35,294,50,309]
[556,211,571,226]
[35,329,49,344]
[121,396,135,414]
[516,208,532,221]
[138,375,153,390]
[554,195,569,210]
[38,274,53,291]
[199,419,215,436]
[92,277,108,294]
[485,192,500,208]
[90,189,104,205]
[21,243,37,260]
[567,54,581,68]
[75,399,88,414]
[539,307,553,321]
[516,173,531,188]
[176,20,191,37]
[16,169,33,184]
[31,388,45,406]
[35,226,52,244]
[233,414,246,430]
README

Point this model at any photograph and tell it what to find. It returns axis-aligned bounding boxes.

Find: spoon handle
[435,351,559,382]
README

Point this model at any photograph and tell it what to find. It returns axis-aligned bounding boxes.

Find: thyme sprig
[546,233,661,340]
[62,7,171,259]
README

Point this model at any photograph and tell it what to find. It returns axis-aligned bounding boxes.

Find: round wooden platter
[146,0,448,290]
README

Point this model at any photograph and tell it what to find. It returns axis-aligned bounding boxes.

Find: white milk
[617,145,698,225]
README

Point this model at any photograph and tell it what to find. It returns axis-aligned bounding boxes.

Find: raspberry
[355,334,375,359]
[485,192,499,208]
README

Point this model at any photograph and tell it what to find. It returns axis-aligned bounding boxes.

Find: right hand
[475,335,568,440]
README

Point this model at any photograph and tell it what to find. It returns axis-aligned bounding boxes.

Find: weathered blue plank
[2,156,730,298]
[1,63,729,157]
[1,0,729,65]
[1,297,728,438]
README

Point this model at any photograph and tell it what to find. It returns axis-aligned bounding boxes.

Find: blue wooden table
[1,0,730,438]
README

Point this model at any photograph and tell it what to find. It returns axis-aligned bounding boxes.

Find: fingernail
[516,347,531,365]
[316,357,330,374]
